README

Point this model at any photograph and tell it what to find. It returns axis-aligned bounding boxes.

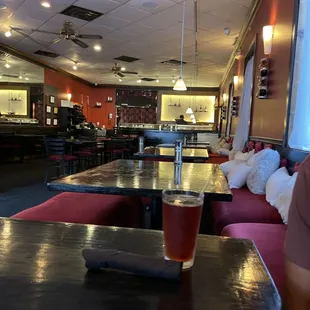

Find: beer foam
[163,195,202,207]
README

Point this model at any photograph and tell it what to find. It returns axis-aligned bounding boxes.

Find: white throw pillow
[227,163,252,189]
[246,149,280,195]
[229,150,238,161]
[274,173,298,224]
[220,160,245,177]
[235,150,255,161]
[222,143,232,150]
[266,167,291,206]
[218,148,230,156]
[247,150,265,166]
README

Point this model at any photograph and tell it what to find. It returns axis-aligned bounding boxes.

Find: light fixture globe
[173,77,187,91]
[190,114,195,120]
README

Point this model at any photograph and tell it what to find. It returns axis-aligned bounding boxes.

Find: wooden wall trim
[249,136,283,145]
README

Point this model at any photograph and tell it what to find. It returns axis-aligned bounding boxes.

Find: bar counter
[0,124,58,135]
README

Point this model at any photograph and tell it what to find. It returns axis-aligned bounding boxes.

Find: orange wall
[44,69,116,129]
[220,0,295,140]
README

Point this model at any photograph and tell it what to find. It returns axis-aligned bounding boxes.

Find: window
[288,0,310,151]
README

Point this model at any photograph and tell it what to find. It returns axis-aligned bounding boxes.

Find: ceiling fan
[107,63,138,78]
[12,21,102,48]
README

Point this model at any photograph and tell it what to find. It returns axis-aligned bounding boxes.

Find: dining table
[48,159,232,229]
[0,217,282,309]
[133,147,209,162]
[156,143,209,149]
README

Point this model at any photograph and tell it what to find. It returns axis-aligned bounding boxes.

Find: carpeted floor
[0,159,58,217]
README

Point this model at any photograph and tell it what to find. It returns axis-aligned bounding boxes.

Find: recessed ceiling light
[41,2,51,8]
[121,67,125,71]
[0,75,2,79]
[137,79,142,83]
[0,4,7,10]
[25,77,29,80]
[94,45,101,51]
[5,62,10,68]
[156,79,159,83]
[4,30,11,37]
[73,63,78,70]
[143,1,159,9]
[172,79,175,83]
[19,75,23,79]
[119,78,122,82]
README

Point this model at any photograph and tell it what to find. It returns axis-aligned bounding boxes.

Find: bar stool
[45,137,77,183]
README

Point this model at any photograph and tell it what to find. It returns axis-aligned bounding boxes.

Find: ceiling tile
[92,15,131,29]
[198,29,222,43]
[232,0,253,8]
[14,3,56,23]
[44,13,89,29]
[126,0,176,13]
[108,5,152,23]
[5,16,45,30]
[122,22,155,35]
[77,23,116,36]
[209,2,249,23]
[0,0,24,11]
[22,0,73,14]
[105,28,139,42]
[197,0,232,14]
[74,0,123,14]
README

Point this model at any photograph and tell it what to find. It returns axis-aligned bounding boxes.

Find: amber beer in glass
[162,190,204,270]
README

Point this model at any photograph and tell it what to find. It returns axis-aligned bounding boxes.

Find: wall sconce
[233,75,239,89]
[67,93,72,101]
[263,25,273,55]
[222,93,227,103]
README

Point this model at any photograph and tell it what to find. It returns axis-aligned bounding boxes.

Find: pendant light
[186,106,193,114]
[173,1,187,91]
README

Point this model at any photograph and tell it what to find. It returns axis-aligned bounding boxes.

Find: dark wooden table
[48,160,231,228]
[0,218,281,309]
[133,147,209,162]
[157,143,209,149]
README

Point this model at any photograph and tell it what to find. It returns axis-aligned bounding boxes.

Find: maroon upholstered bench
[221,223,286,297]
[11,192,144,228]
[211,187,283,235]
[207,153,229,164]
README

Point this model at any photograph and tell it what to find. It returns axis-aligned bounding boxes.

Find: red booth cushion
[49,155,78,161]
[11,192,143,228]
[222,223,286,297]
[212,187,283,235]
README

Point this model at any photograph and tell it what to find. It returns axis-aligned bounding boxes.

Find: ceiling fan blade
[117,72,125,78]
[71,38,88,48]
[76,34,103,39]
[30,29,60,35]
[123,71,138,75]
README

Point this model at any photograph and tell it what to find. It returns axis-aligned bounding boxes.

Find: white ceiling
[0,0,253,87]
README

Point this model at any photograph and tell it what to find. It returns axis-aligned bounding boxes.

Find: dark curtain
[118,107,157,124]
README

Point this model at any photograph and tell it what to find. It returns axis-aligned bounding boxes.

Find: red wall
[44,69,116,129]
[220,0,295,140]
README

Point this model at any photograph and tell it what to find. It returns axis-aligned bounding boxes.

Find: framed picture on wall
[46,105,51,113]
[49,95,55,104]
[46,118,51,125]
[53,107,58,114]
[53,118,58,126]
